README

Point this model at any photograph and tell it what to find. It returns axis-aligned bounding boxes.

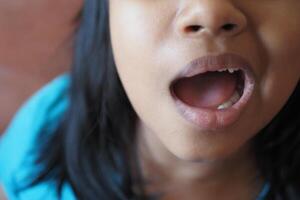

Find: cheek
[239,39,300,148]
[260,26,300,110]
[110,7,182,151]
[254,3,300,76]
[259,71,299,125]
[109,0,181,87]
[250,4,300,124]
[110,3,167,100]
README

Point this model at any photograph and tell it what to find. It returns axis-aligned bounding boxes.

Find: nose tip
[176,2,247,38]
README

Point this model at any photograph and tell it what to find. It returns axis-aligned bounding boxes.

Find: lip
[169,53,256,131]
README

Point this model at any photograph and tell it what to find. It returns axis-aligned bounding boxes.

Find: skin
[109,0,300,199]
[0,0,83,133]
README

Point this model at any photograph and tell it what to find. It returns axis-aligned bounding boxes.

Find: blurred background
[0,0,83,135]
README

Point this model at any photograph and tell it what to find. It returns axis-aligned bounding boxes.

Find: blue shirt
[0,74,75,200]
[0,74,270,200]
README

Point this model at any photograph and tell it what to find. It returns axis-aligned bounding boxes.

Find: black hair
[253,81,300,199]
[28,0,149,199]
[28,0,300,199]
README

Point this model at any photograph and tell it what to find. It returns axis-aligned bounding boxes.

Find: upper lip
[172,53,253,81]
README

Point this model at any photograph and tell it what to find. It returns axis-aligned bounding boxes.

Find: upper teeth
[217,68,239,73]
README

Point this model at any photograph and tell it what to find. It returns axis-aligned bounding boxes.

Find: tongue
[173,71,237,108]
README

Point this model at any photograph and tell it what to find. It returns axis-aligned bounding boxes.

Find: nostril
[222,23,237,31]
[184,23,237,34]
[185,25,203,33]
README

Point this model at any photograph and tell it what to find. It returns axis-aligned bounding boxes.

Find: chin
[167,138,248,163]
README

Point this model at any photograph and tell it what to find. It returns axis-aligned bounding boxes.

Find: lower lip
[170,70,255,131]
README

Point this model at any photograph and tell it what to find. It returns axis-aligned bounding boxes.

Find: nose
[175,0,247,38]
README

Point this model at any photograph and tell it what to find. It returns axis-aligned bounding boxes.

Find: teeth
[228,68,236,73]
[217,68,239,73]
[217,91,241,110]
[217,69,227,72]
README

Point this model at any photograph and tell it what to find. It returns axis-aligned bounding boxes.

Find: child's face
[109,0,300,160]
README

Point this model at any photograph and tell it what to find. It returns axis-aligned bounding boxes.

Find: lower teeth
[217,91,241,110]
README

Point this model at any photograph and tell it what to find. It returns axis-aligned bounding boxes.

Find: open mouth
[169,53,255,130]
[171,68,245,110]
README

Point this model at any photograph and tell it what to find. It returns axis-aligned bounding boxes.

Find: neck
[136,122,264,200]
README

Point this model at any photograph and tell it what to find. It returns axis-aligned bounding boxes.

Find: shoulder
[0,74,75,200]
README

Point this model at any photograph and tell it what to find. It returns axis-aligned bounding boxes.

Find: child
[1,0,300,199]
